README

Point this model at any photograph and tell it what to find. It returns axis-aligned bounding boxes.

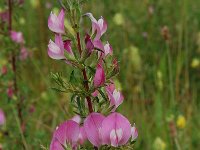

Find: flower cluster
[47,6,138,150]
[10,31,29,60]
[50,113,138,149]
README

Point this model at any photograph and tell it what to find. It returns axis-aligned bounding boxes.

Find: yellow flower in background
[19,17,25,25]
[176,115,186,129]
[129,46,142,71]
[113,13,124,26]
[153,137,166,150]
[30,0,39,9]
[41,92,48,101]
[157,70,162,79]
[191,58,200,68]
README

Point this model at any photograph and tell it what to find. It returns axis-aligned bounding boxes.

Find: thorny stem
[76,32,94,113]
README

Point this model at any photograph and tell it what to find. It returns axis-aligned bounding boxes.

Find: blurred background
[0,0,200,149]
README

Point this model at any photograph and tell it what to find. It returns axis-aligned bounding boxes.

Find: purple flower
[10,31,24,44]
[93,64,105,88]
[48,9,65,34]
[50,120,80,150]
[0,109,5,125]
[84,112,105,147]
[101,112,132,147]
[106,83,124,111]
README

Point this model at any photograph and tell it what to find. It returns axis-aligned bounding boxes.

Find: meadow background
[0,0,200,149]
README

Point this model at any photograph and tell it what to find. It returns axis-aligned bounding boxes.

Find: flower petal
[48,35,65,60]
[85,34,94,54]
[84,112,105,147]
[53,120,80,147]
[10,31,24,43]
[48,10,65,34]
[85,13,102,40]
[50,138,65,150]
[0,109,5,125]
[64,40,73,55]
[104,41,113,56]
[78,127,87,145]
[101,112,131,147]
[71,115,81,124]
[98,16,107,35]
[131,126,138,141]
[93,64,105,88]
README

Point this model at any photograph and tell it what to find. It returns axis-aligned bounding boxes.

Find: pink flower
[93,64,105,88]
[1,65,7,75]
[106,84,124,111]
[48,9,65,34]
[48,34,65,60]
[131,125,138,141]
[104,41,113,56]
[7,87,14,98]
[48,34,74,60]
[101,112,132,147]
[86,13,107,40]
[50,120,80,150]
[97,41,113,59]
[0,109,5,125]
[84,112,105,147]
[19,47,29,60]
[10,31,24,44]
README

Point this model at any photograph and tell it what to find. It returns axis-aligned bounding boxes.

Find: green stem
[166,43,175,108]
[12,105,29,150]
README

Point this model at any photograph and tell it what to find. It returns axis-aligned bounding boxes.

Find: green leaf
[98,89,108,102]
